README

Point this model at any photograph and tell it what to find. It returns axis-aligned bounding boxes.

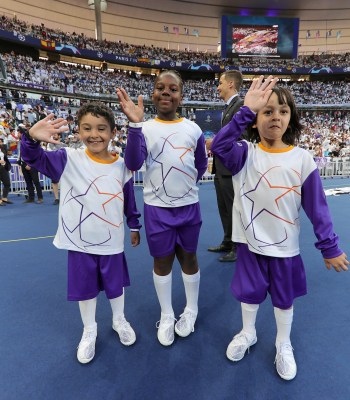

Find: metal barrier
[5,163,53,196]
[315,158,350,178]
[3,158,349,196]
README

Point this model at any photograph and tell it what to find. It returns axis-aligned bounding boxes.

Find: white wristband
[128,122,143,128]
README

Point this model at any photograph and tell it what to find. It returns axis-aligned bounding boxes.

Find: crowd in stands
[2,52,350,105]
[0,96,134,158]
[1,14,350,69]
[1,93,350,163]
[1,14,350,164]
[299,110,350,157]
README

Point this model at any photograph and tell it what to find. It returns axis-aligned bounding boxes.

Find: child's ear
[252,124,257,128]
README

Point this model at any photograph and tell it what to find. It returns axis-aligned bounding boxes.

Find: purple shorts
[144,203,202,258]
[231,243,307,309]
[67,250,130,301]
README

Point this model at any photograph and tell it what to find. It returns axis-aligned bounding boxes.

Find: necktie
[221,104,228,124]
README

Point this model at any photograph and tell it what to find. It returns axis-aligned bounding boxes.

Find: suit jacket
[0,145,11,172]
[212,96,244,176]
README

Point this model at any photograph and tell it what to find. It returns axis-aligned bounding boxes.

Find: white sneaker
[156,313,176,346]
[112,316,136,346]
[175,309,197,337]
[77,329,97,364]
[275,342,297,380]
[226,330,257,362]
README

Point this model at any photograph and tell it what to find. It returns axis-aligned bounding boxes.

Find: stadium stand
[1,4,350,191]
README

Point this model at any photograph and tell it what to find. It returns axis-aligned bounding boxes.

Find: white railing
[314,157,350,178]
[5,163,53,197]
[2,157,349,196]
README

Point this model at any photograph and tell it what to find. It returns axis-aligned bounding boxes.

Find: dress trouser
[0,167,11,198]
[214,173,235,250]
[21,166,43,200]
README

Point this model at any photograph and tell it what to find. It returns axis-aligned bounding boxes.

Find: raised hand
[243,75,279,114]
[29,114,69,144]
[116,87,144,123]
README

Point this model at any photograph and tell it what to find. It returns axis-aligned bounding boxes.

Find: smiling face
[254,92,291,149]
[217,74,232,102]
[78,113,116,160]
[152,72,183,120]
[217,72,239,102]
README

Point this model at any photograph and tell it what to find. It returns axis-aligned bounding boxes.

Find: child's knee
[153,255,174,275]
[181,254,199,274]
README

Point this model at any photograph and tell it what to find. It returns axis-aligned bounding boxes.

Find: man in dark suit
[208,70,244,262]
[17,125,44,204]
[0,137,12,206]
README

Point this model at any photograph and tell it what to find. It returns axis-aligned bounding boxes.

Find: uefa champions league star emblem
[241,165,302,251]
[60,175,124,251]
[149,133,195,205]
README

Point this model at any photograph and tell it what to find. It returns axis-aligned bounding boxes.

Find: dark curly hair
[247,86,303,146]
[154,70,183,93]
[76,102,115,131]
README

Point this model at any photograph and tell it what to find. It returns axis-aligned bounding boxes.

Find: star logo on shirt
[61,175,124,250]
[240,166,302,250]
[149,132,195,204]
[71,176,124,228]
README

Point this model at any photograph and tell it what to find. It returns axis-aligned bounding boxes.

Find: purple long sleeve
[20,135,67,182]
[211,106,255,175]
[301,169,342,259]
[123,177,142,230]
[194,133,208,181]
[124,127,147,171]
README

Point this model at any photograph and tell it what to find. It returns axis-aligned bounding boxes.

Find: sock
[78,297,97,332]
[110,290,125,322]
[274,306,293,346]
[181,270,200,314]
[241,302,259,337]
[153,271,174,316]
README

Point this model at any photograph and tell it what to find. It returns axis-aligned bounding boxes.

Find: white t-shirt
[142,117,202,207]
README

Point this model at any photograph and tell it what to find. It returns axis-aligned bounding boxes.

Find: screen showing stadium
[221,15,299,59]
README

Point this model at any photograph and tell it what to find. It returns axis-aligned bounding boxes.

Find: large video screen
[221,15,299,59]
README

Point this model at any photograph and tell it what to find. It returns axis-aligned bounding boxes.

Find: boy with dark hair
[20,102,142,364]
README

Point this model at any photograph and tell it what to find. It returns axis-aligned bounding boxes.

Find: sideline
[0,235,55,243]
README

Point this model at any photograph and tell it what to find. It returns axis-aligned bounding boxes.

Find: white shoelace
[81,330,97,342]
[114,318,134,342]
[78,330,96,358]
[156,315,177,329]
[228,331,257,359]
[275,343,295,374]
[177,310,197,332]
